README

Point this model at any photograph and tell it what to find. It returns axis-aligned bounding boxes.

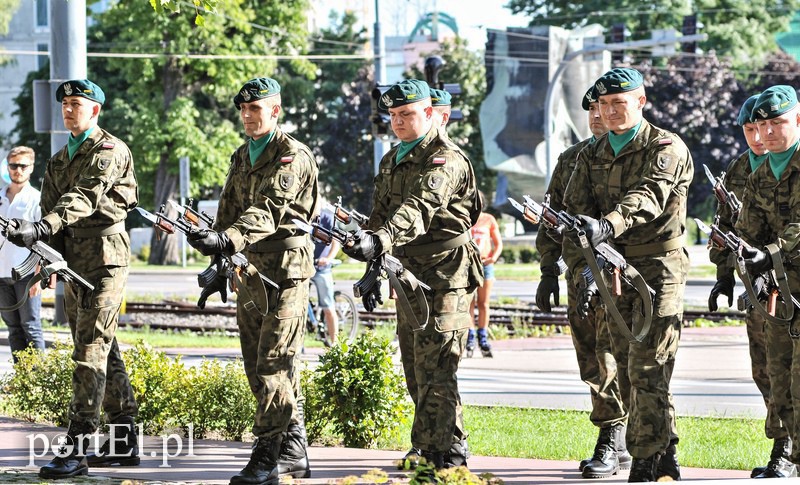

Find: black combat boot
[580,424,631,472]
[230,434,283,485]
[87,415,140,467]
[582,424,623,478]
[398,447,422,470]
[276,402,311,479]
[754,437,797,478]
[628,454,659,482]
[420,450,446,469]
[445,439,470,468]
[39,421,93,479]
[655,438,681,481]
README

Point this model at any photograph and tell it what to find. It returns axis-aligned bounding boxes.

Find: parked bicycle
[307,260,359,346]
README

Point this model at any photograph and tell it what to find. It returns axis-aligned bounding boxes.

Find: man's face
[388,102,433,142]
[587,102,608,138]
[598,90,645,134]
[743,123,767,156]
[756,109,800,153]
[239,97,280,140]
[61,96,99,136]
[6,155,33,186]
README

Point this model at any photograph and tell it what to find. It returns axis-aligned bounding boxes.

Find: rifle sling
[578,231,653,343]
[0,260,69,312]
[236,263,270,317]
[736,244,798,334]
[386,260,429,332]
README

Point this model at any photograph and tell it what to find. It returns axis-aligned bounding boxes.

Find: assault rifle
[328,196,368,228]
[694,217,799,319]
[0,216,94,291]
[703,164,742,220]
[292,216,431,330]
[135,206,277,312]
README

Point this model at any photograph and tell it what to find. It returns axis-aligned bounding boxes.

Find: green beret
[751,85,798,121]
[737,94,760,126]
[594,68,644,96]
[377,79,430,110]
[431,88,452,107]
[581,85,598,111]
[56,79,105,106]
[234,77,281,110]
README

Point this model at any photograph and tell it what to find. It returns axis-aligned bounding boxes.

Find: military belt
[248,235,307,253]
[394,231,470,257]
[65,221,126,238]
[617,236,683,258]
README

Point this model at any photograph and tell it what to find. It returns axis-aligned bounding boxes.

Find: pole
[373,0,389,174]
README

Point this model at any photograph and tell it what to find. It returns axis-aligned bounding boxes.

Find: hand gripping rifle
[695,218,799,334]
[703,164,742,221]
[0,215,94,311]
[509,195,655,343]
[136,205,277,315]
[293,216,432,331]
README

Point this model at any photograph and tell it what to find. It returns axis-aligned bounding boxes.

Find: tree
[505,0,800,70]
[0,0,21,35]
[88,0,313,264]
[639,52,745,221]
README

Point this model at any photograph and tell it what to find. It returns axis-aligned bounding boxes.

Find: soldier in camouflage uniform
[736,85,800,478]
[6,79,139,479]
[343,79,483,470]
[186,78,318,485]
[708,94,793,478]
[563,68,693,482]
[536,85,630,479]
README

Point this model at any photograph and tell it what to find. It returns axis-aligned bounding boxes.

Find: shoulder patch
[102,142,115,149]
[658,139,672,146]
[280,156,293,163]
[432,157,446,165]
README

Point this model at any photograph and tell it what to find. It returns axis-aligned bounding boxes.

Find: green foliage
[1,341,74,426]
[518,245,539,264]
[409,462,503,484]
[300,364,331,445]
[183,359,255,440]
[313,331,412,448]
[499,245,538,264]
[0,0,21,36]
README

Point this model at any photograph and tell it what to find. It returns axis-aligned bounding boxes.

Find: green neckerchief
[608,121,642,156]
[395,135,425,164]
[249,130,276,166]
[748,150,768,173]
[590,135,597,143]
[768,139,799,180]
[67,127,95,160]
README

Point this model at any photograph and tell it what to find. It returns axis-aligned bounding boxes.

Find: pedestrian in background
[467,190,502,358]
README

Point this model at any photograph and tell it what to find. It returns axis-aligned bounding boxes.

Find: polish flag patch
[658,139,672,146]
[101,142,115,149]
[432,157,446,165]
[280,156,294,163]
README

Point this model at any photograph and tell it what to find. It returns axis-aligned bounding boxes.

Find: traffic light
[682,14,698,53]
[610,23,626,63]
[371,85,396,140]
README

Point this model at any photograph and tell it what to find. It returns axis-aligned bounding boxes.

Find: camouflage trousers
[397,286,473,453]
[65,265,137,429]
[607,282,682,459]
[566,275,626,428]
[746,308,788,439]
[238,279,308,439]
[764,313,800,463]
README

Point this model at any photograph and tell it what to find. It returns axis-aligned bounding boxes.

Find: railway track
[42,300,746,333]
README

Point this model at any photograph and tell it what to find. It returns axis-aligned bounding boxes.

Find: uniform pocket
[433,288,473,332]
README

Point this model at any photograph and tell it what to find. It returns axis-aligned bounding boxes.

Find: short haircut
[7,146,35,164]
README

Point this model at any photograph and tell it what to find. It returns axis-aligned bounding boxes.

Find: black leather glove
[571,215,614,247]
[197,273,228,309]
[5,219,51,248]
[535,274,560,312]
[708,274,735,312]
[545,225,564,244]
[187,229,233,256]
[342,229,382,263]
[742,246,772,274]
[361,282,384,312]
[577,281,599,320]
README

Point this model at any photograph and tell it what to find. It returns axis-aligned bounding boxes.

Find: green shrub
[301,364,330,445]
[409,462,503,484]
[139,244,151,262]
[518,245,539,264]
[2,341,74,426]
[314,331,412,448]
[123,340,191,435]
[499,247,517,264]
[184,359,255,440]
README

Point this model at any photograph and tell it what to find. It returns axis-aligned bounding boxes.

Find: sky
[311,0,528,50]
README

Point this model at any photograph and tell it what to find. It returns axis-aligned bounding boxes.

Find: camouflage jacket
[736,148,800,293]
[215,128,319,282]
[709,151,750,279]
[564,119,693,284]
[536,137,591,277]
[40,127,138,273]
[368,125,483,290]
